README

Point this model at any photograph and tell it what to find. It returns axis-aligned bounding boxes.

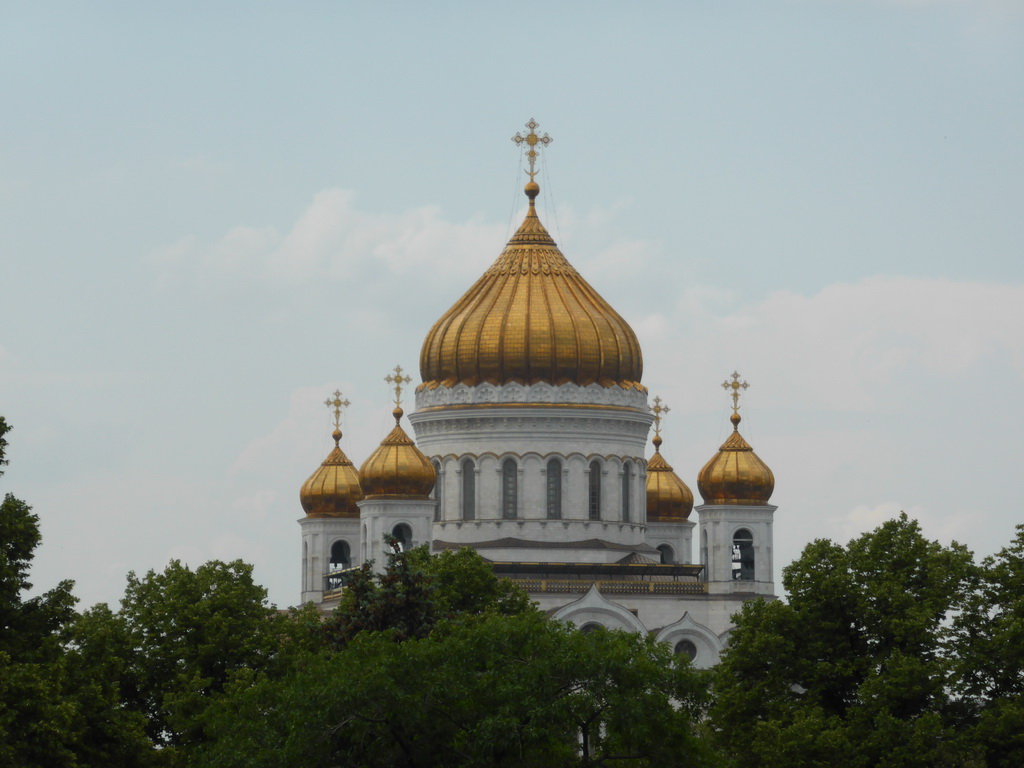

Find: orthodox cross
[512,118,553,182]
[722,371,749,414]
[385,365,412,409]
[650,395,670,439]
[324,389,350,429]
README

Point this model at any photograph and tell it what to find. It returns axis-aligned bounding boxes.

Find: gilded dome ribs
[539,262,558,383]
[419,183,643,390]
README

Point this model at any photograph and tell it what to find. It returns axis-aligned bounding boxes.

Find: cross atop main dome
[512,118,553,183]
[418,120,643,392]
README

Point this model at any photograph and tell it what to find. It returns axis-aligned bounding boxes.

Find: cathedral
[297,121,777,668]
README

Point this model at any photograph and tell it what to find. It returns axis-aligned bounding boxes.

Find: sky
[2,0,1023,611]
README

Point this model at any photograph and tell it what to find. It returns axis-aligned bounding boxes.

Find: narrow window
[732,528,754,581]
[701,529,709,581]
[588,461,602,520]
[431,460,442,522]
[546,458,562,519]
[501,458,518,519]
[621,461,631,523]
[302,541,308,591]
[392,523,412,552]
[657,544,674,565]
[462,459,476,521]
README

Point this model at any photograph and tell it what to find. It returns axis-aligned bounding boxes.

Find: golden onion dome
[299,428,363,518]
[419,182,644,390]
[359,407,436,498]
[697,412,775,505]
[646,434,694,521]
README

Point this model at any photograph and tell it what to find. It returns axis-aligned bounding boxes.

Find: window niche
[546,458,562,519]
[622,461,632,522]
[588,461,602,520]
[501,458,518,519]
[431,459,442,522]
[461,459,476,521]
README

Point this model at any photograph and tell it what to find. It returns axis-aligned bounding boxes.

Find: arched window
[501,458,518,519]
[732,528,755,581]
[657,544,674,565]
[392,523,413,552]
[546,458,562,519]
[329,540,351,571]
[461,459,476,521]
[302,541,308,591]
[588,461,602,520]
[327,540,350,590]
[674,639,698,661]
[431,460,442,522]
[578,622,602,634]
[621,461,632,522]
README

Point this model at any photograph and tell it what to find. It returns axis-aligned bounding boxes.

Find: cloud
[828,500,985,552]
[642,276,1024,412]
[151,189,509,290]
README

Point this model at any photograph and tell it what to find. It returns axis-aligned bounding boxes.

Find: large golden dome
[359,408,436,498]
[646,435,694,521]
[697,412,774,505]
[299,428,363,518]
[419,182,643,390]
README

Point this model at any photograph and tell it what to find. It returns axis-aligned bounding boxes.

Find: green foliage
[324,541,534,646]
[0,419,85,767]
[709,513,981,768]
[115,559,288,753]
[199,612,717,768]
[954,525,1024,767]
[62,604,160,767]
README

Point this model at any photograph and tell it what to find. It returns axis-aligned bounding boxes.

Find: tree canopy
[8,411,1024,767]
[199,545,716,768]
[709,513,982,767]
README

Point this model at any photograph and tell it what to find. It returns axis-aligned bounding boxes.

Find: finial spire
[650,395,670,452]
[512,118,553,187]
[385,365,413,423]
[721,371,749,430]
[324,389,350,444]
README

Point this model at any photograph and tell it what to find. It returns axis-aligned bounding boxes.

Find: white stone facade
[409,383,654,555]
[357,497,435,575]
[303,383,777,669]
[298,515,359,605]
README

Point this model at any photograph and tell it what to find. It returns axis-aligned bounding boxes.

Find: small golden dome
[300,428,363,518]
[419,182,644,390]
[697,412,775,505]
[359,408,436,498]
[646,435,694,521]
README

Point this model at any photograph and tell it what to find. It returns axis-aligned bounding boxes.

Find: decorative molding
[411,415,651,440]
[415,381,649,410]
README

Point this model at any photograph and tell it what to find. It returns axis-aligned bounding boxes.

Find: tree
[200,542,717,767]
[709,513,980,768]
[324,540,534,646]
[199,612,717,768]
[0,417,83,767]
[112,559,299,757]
[955,525,1024,767]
